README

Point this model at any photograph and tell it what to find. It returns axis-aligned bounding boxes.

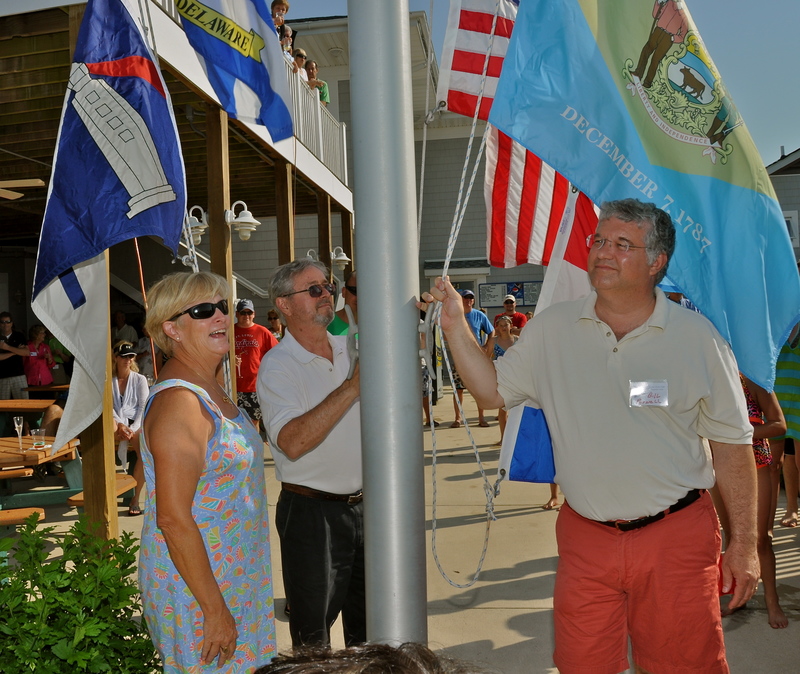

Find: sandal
[128,505,143,517]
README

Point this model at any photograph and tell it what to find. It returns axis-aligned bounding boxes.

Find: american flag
[437,0,518,120]
[437,0,597,280]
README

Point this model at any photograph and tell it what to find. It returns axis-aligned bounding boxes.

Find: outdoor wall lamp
[330,246,351,272]
[225,200,261,241]
[306,246,351,273]
[187,205,208,245]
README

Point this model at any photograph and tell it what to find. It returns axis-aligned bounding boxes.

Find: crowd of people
[4,196,799,673]
[271,1,330,106]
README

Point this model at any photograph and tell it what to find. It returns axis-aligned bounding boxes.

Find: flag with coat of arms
[32,0,186,453]
[489,0,800,391]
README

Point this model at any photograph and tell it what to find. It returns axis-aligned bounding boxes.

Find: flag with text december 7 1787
[488,0,800,391]
[32,0,186,452]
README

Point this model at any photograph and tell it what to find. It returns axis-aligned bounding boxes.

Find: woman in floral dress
[139,271,276,672]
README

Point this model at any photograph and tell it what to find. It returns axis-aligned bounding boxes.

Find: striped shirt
[775,341,800,440]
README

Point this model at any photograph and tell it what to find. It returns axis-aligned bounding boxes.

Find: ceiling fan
[0,179,46,201]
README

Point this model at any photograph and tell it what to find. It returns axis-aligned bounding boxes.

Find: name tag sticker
[629,380,668,407]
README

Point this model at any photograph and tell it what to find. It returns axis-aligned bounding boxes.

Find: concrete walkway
[16,388,800,672]
[412,391,800,672]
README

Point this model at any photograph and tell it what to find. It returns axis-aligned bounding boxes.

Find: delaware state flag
[176,0,293,141]
[489,0,800,390]
[32,0,186,452]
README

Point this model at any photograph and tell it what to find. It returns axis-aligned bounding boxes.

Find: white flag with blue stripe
[176,0,293,141]
[32,0,186,453]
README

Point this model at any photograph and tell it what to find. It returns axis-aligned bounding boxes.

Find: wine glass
[13,416,23,450]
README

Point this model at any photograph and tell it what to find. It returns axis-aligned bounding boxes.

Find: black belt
[597,488,704,532]
[282,482,363,505]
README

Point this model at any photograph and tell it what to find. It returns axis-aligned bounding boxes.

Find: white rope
[427,347,497,589]
[416,0,442,248]
[439,0,501,281]
[427,0,503,589]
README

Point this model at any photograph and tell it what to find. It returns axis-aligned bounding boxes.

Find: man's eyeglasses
[586,235,647,254]
[344,284,357,296]
[238,310,254,316]
[281,283,335,299]
[504,300,514,305]
[0,320,11,324]
[169,299,229,321]
[295,54,307,60]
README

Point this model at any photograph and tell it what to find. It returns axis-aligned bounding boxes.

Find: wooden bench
[0,507,45,527]
[0,508,46,567]
[67,473,136,508]
[0,468,34,481]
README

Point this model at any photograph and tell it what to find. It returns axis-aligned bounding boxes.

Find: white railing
[152,0,348,185]
[285,63,348,185]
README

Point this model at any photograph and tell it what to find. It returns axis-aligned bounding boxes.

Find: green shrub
[0,514,160,673]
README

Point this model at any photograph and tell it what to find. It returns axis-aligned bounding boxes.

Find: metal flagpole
[348,0,428,644]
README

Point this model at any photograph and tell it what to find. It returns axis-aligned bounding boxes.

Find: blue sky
[290,0,800,166]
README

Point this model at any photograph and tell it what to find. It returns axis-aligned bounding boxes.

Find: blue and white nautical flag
[176,0,293,141]
[32,0,186,451]
[488,0,800,391]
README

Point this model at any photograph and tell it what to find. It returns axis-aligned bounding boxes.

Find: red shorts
[553,493,728,674]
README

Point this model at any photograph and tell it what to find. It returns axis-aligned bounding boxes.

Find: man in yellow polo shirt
[422,198,758,674]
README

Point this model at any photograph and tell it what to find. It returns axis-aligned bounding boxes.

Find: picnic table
[0,436,82,509]
[0,398,58,436]
[22,384,70,393]
[0,399,56,413]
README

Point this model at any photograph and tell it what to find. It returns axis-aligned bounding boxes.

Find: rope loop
[427,0,505,589]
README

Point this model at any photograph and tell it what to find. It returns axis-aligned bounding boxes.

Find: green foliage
[0,514,160,673]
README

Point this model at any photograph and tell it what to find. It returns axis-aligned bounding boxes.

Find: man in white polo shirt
[257,259,364,648]
[422,198,759,674]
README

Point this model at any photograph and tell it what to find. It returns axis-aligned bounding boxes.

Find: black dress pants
[276,488,367,647]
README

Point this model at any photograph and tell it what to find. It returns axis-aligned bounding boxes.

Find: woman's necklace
[183,363,233,405]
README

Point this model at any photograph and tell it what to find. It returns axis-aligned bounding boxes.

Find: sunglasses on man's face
[281,283,335,299]
[169,299,229,322]
[238,310,254,316]
[344,284,357,296]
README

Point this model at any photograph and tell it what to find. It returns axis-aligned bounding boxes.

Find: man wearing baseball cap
[450,289,494,428]
[234,299,277,432]
[494,294,527,336]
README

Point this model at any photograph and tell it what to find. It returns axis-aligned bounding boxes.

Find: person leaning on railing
[305,60,329,107]
[293,48,308,81]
